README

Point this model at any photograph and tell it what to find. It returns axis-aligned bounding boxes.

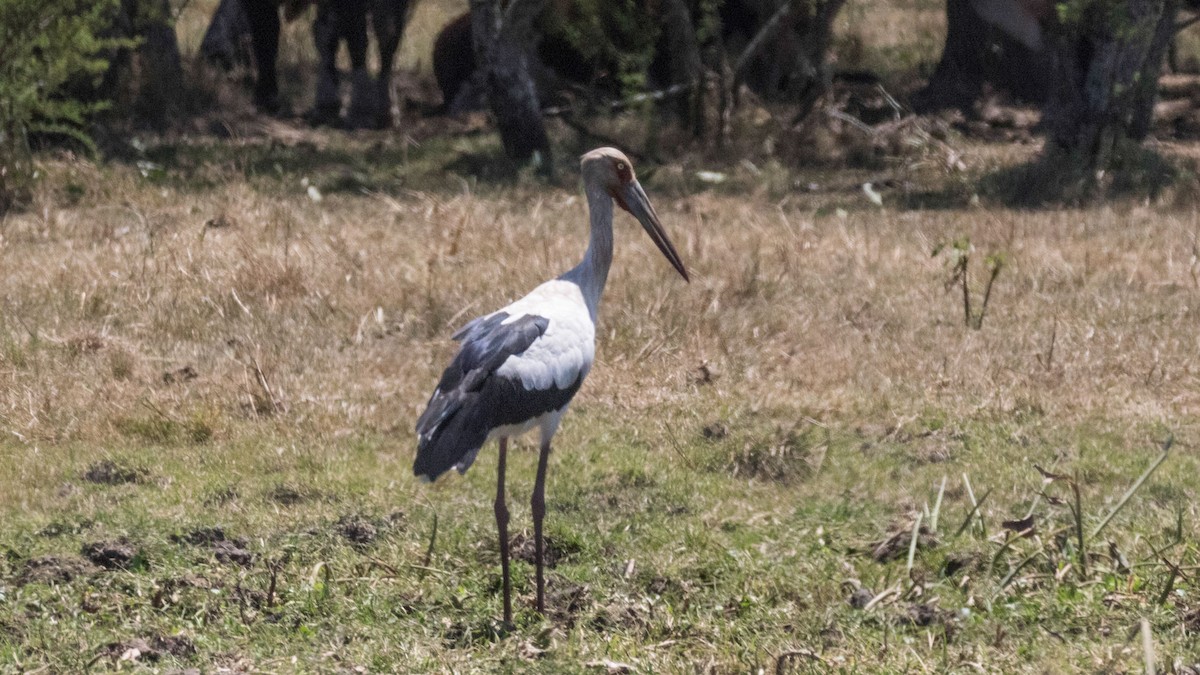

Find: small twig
[662,422,697,471]
[775,648,825,674]
[930,475,947,533]
[1090,438,1172,540]
[234,577,255,626]
[541,82,693,117]
[369,556,447,577]
[876,84,903,119]
[138,398,177,424]
[1037,318,1058,371]
[733,0,794,82]
[265,557,281,607]
[997,550,1041,592]
[1071,473,1087,580]
[1141,618,1156,675]
[826,108,874,135]
[421,511,438,577]
[1151,546,1184,606]
[958,257,972,327]
[863,585,900,611]
[249,354,282,415]
[975,258,1003,329]
[957,474,990,538]
[905,513,923,577]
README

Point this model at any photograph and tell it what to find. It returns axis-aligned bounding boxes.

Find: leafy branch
[932,236,1005,330]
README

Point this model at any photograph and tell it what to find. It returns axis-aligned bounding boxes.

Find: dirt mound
[83,459,147,485]
[97,634,196,663]
[170,526,253,566]
[82,539,142,570]
[511,532,579,569]
[212,540,254,566]
[16,555,98,585]
[336,514,379,547]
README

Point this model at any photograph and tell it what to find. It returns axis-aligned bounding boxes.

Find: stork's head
[580,147,689,282]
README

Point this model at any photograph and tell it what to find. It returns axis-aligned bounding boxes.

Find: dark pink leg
[531,438,552,614]
[494,438,512,625]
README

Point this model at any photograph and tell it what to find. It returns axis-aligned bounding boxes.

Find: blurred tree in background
[0,0,125,212]
[0,0,182,214]
[470,0,555,174]
[1042,0,1178,169]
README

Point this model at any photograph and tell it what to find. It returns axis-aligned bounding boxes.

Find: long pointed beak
[619,180,689,282]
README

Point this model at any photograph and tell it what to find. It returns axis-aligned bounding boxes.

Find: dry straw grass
[2,0,1200,669]
[4,145,1199,456]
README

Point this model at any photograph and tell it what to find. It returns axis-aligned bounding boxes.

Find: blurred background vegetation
[0,0,1196,211]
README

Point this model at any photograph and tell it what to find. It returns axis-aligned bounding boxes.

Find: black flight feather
[414,312,581,481]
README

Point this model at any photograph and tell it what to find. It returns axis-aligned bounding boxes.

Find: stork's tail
[413,400,489,482]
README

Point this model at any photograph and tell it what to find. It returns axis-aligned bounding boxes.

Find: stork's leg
[531,437,552,614]
[494,437,512,625]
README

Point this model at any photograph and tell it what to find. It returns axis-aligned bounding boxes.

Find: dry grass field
[3,0,1200,672]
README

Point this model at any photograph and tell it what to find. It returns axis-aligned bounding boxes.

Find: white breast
[494,279,595,391]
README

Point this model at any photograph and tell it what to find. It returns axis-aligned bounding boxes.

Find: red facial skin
[610,160,634,212]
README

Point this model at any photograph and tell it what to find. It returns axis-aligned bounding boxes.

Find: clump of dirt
[170,527,253,566]
[640,573,691,605]
[82,539,142,570]
[202,485,238,506]
[83,459,148,485]
[442,618,509,647]
[336,514,379,547]
[66,333,106,355]
[206,212,236,229]
[589,600,648,634]
[511,532,579,568]
[267,483,319,505]
[151,574,215,609]
[162,365,198,384]
[0,616,24,641]
[848,586,875,609]
[171,526,233,546]
[942,550,983,578]
[15,555,98,585]
[97,634,196,663]
[725,425,816,484]
[899,602,944,627]
[868,522,938,562]
[212,540,254,567]
[701,421,729,440]
[1182,606,1200,634]
[37,517,94,537]
[546,580,590,626]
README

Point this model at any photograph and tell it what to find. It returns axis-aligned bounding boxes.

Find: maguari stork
[413,147,689,624]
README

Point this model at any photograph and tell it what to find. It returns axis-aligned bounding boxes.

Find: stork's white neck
[560,183,613,321]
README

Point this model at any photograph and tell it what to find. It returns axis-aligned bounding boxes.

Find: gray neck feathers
[561,183,614,320]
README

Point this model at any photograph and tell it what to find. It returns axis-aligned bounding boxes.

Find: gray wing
[413,312,549,481]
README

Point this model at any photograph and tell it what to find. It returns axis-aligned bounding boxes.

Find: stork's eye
[616,162,626,172]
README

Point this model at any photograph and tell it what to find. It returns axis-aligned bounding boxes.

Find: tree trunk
[788,0,848,121]
[1042,0,1178,167]
[88,0,185,129]
[127,0,184,128]
[718,0,846,122]
[469,0,553,174]
[913,0,1053,113]
[659,0,705,136]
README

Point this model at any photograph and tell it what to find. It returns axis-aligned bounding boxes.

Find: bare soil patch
[82,539,142,570]
[16,555,98,585]
[83,460,148,486]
